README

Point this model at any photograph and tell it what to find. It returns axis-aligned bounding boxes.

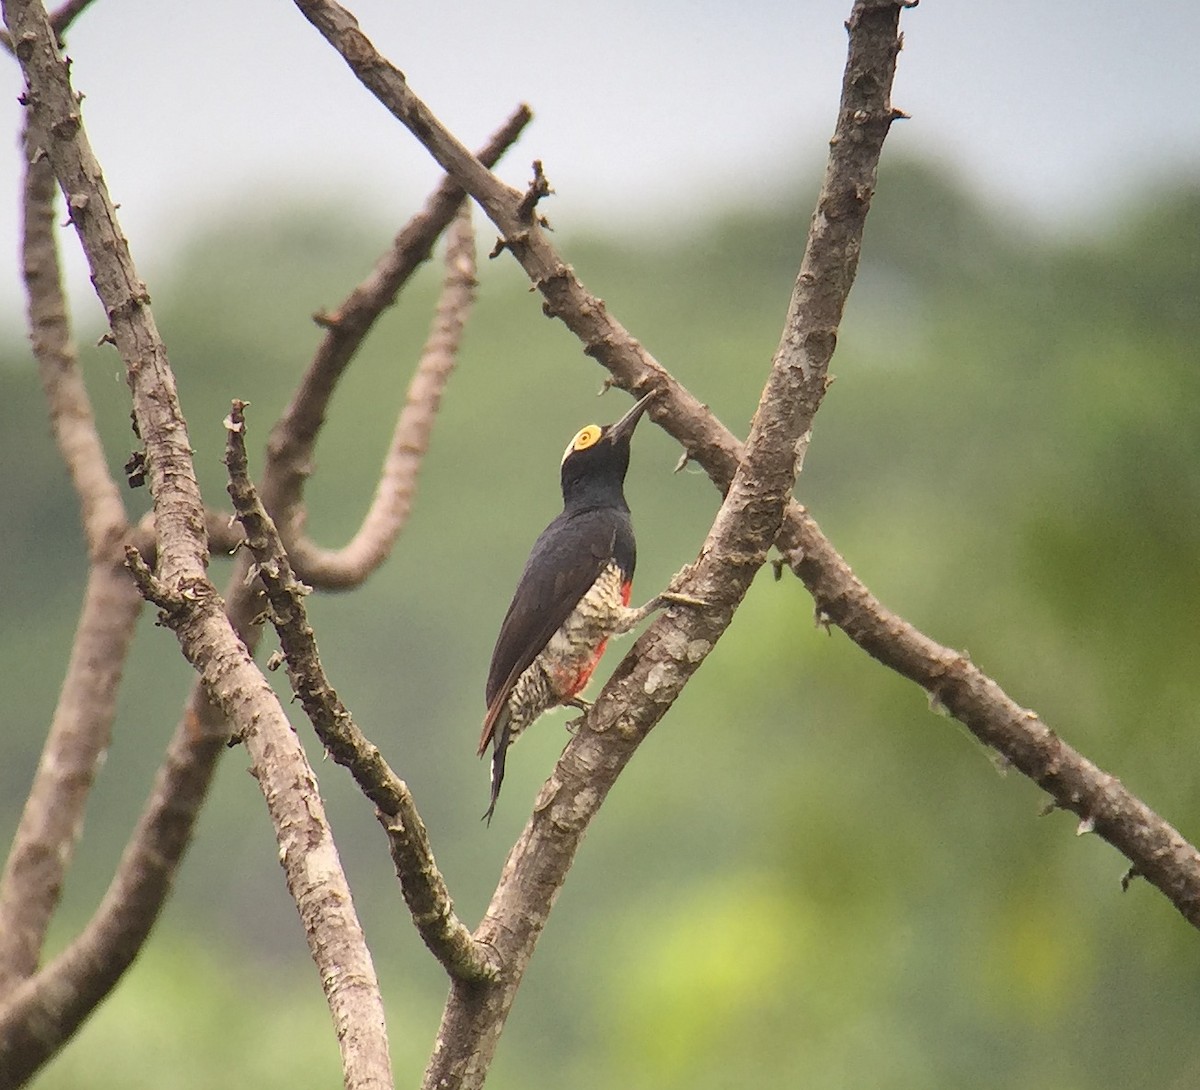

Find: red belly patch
[557,639,609,699]
[550,578,631,700]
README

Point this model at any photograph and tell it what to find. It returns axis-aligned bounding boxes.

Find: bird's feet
[657,589,707,609]
[658,563,707,609]
[564,695,592,734]
[616,575,707,634]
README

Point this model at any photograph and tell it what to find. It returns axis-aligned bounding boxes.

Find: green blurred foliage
[3,157,1199,1088]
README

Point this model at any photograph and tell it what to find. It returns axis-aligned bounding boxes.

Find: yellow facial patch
[562,424,602,463]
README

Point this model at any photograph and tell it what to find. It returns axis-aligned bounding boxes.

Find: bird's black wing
[479,507,627,754]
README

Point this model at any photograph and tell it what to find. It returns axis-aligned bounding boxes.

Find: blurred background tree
[3,147,1198,1086]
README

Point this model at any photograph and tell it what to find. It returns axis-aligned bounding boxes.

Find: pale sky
[1,0,1197,324]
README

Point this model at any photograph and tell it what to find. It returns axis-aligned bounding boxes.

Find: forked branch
[289,2,906,1086]
[124,543,396,1090]
[2,3,393,1086]
[293,0,1200,939]
[263,106,530,583]
[226,399,493,983]
[0,0,96,50]
[284,204,481,586]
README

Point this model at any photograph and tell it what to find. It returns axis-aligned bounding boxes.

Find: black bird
[479,390,681,822]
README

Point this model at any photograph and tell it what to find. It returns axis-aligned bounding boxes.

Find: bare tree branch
[289,1,901,1085]
[4,243,474,1076]
[494,38,1200,930]
[262,105,530,583]
[2,5,391,1086]
[20,132,125,555]
[0,0,95,50]
[0,100,248,1080]
[286,203,479,586]
[2,44,521,1088]
[371,6,893,1082]
[127,505,245,565]
[5,0,208,589]
[90,126,526,1045]
[0,115,245,1066]
[225,399,494,984]
[0,7,246,1084]
[775,510,1200,919]
[99,143,506,1042]
[0,714,228,1090]
[0,561,141,993]
[123,543,394,1090]
[0,113,141,993]
[293,0,1200,939]
[0,551,270,1085]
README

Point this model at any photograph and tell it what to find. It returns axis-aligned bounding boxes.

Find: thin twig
[286,203,479,586]
[226,400,494,983]
[262,104,530,578]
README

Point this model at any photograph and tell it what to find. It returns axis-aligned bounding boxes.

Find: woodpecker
[480,390,674,823]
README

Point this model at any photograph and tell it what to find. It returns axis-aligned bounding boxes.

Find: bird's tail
[482,711,512,826]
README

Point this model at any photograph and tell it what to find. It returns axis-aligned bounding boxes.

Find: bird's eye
[572,425,602,452]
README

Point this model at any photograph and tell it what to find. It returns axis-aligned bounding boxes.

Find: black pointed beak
[605,389,658,445]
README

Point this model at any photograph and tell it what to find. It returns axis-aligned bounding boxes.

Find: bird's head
[559,390,657,507]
